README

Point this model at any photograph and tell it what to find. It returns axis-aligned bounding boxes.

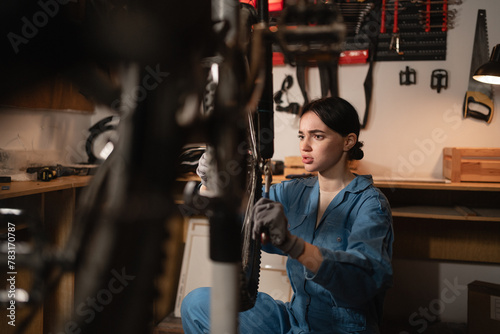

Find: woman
[182,97,394,333]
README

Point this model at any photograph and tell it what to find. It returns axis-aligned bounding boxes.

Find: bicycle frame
[1,1,345,333]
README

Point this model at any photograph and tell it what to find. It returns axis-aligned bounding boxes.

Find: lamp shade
[473,44,500,84]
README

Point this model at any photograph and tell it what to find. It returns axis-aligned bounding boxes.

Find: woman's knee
[239,292,290,333]
[181,287,211,325]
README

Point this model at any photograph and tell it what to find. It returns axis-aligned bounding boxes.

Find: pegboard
[339,0,460,61]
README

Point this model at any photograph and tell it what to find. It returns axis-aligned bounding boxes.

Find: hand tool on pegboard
[463,9,494,123]
[389,0,404,55]
[380,0,387,33]
[337,1,375,36]
[442,0,448,31]
[417,9,456,30]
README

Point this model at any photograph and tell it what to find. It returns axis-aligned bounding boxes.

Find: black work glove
[252,197,305,259]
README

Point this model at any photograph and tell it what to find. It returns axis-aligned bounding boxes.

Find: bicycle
[0,1,345,333]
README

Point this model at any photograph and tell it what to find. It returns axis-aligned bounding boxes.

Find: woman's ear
[344,133,357,152]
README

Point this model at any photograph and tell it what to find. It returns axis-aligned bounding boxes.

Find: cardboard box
[443,147,500,182]
[467,280,500,334]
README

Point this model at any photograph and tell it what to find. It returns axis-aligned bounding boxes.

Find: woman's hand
[252,197,305,259]
[196,152,209,187]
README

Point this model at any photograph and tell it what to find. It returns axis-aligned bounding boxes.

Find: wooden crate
[283,156,359,177]
[284,156,314,177]
[443,147,500,182]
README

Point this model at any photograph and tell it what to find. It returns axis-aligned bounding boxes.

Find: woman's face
[298,111,351,174]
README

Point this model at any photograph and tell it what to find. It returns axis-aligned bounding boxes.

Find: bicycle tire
[239,133,263,311]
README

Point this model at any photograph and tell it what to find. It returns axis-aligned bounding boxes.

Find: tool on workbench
[463,9,494,123]
[0,176,10,190]
[0,176,11,183]
[26,165,97,182]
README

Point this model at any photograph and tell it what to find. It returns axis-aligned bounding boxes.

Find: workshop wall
[272,0,500,182]
[0,108,91,179]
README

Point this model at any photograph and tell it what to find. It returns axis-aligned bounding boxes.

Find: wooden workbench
[374,179,500,264]
[0,175,92,200]
[0,175,185,334]
[0,176,91,334]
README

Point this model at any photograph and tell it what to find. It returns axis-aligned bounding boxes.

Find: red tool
[442,0,448,31]
[380,0,387,33]
[390,0,404,55]
[393,0,399,34]
[425,0,431,32]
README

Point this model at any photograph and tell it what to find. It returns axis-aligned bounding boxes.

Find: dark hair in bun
[301,97,364,161]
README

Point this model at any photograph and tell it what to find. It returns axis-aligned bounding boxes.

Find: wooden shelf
[376,180,500,264]
[0,175,92,200]
[392,205,500,222]
[179,173,500,191]
[374,179,500,192]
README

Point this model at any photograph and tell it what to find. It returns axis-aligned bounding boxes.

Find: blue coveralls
[181,175,394,333]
